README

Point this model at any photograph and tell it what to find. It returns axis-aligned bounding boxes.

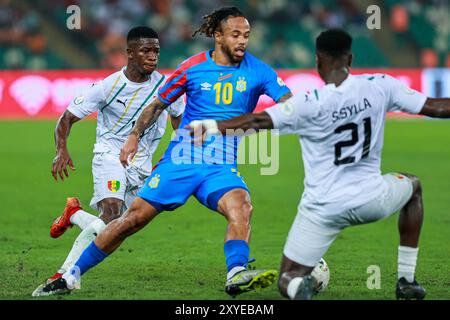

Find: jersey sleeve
[157,65,188,105]
[260,64,291,102]
[378,75,427,114]
[67,81,106,118]
[265,92,321,135]
[167,95,185,117]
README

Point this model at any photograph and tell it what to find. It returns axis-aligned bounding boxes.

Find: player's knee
[227,201,253,225]
[98,198,124,224]
[403,173,422,197]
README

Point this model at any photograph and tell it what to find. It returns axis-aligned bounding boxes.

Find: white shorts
[90,152,150,211]
[283,173,414,267]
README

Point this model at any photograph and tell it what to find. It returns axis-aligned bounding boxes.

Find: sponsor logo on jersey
[107,180,121,192]
[201,82,212,91]
[236,77,247,92]
[277,77,286,86]
[116,98,128,108]
[148,174,160,188]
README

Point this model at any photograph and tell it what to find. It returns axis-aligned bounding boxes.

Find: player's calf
[399,174,423,245]
[96,197,159,253]
[218,189,253,241]
[396,173,425,298]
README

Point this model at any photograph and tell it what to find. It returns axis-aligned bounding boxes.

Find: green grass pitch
[0,119,449,300]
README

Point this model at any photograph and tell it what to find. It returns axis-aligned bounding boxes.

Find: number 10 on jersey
[214,82,233,105]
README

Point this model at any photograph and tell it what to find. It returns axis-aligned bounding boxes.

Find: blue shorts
[137,158,250,212]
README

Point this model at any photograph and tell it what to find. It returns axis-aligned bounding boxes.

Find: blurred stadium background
[1,0,449,300]
[1,0,449,70]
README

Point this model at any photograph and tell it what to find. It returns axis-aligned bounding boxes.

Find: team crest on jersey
[236,77,247,92]
[107,180,121,192]
[148,174,160,188]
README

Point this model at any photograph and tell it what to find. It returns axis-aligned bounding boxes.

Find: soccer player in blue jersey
[40,6,292,297]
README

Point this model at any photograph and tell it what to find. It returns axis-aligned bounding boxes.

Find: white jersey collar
[326,74,354,93]
[121,67,156,86]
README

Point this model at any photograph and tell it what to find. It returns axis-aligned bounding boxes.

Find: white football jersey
[67,67,185,166]
[266,74,427,213]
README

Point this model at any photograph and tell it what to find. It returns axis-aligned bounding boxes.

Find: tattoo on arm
[130,98,169,138]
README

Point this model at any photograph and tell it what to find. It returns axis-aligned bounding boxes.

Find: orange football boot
[50,197,82,238]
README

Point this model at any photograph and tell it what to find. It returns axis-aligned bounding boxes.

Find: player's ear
[214,30,222,44]
[348,53,353,68]
[126,46,133,60]
[316,53,322,70]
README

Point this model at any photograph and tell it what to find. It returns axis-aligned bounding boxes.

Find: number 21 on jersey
[334,117,372,166]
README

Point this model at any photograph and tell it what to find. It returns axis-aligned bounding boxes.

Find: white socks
[287,277,303,300]
[398,246,419,283]
[58,218,106,274]
[62,266,81,290]
[227,266,246,280]
[70,210,98,230]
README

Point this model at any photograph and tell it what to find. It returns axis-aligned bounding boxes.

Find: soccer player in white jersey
[32,26,184,296]
[189,29,450,300]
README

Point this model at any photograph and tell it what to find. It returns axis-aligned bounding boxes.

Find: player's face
[217,16,250,63]
[128,38,160,75]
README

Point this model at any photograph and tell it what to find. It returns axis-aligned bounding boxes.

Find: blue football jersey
[158,50,291,164]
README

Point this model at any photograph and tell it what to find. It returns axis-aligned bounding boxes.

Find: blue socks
[72,240,248,279]
[74,241,108,275]
[224,240,249,271]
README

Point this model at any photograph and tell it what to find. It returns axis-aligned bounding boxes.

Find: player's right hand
[120,134,139,167]
[186,120,220,146]
[51,149,76,182]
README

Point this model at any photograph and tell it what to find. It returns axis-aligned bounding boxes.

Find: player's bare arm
[218,112,274,132]
[216,93,292,132]
[120,97,169,166]
[188,93,292,138]
[419,98,450,118]
[52,110,81,181]
[170,114,182,130]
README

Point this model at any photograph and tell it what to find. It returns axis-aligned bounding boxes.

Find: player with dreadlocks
[43,6,293,297]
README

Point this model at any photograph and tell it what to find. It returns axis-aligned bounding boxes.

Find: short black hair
[192,6,246,38]
[316,29,352,58]
[127,26,159,43]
